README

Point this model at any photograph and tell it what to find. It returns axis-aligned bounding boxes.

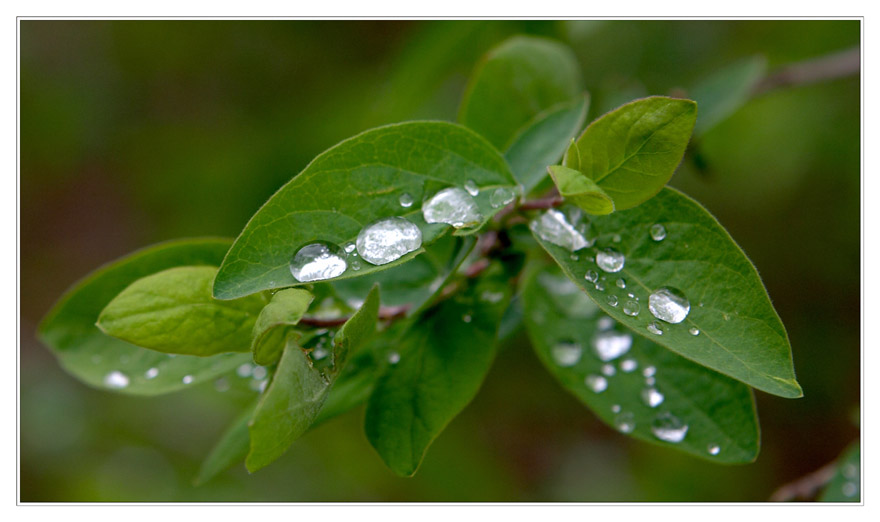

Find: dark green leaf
[195,401,257,485]
[97,266,266,357]
[548,164,614,215]
[691,56,767,135]
[563,96,697,211]
[529,188,801,398]
[522,265,759,463]
[820,442,860,502]
[364,266,511,476]
[38,238,252,395]
[246,286,380,471]
[214,121,517,300]
[251,288,314,366]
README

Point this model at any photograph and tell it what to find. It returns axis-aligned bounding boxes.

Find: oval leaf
[251,288,314,366]
[548,164,615,215]
[529,188,801,398]
[214,121,516,300]
[690,55,767,136]
[564,96,697,211]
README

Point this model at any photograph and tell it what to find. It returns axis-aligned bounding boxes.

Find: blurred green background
[19,19,860,502]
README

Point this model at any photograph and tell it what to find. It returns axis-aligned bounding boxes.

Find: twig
[299,304,410,328]
[519,196,564,210]
[769,460,838,502]
[752,46,860,97]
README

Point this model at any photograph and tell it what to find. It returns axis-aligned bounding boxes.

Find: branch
[769,460,837,502]
[299,304,410,328]
[519,195,564,210]
[752,46,860,97]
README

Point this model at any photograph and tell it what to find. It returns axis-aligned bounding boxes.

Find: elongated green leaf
[195,401,258,485]
[529,188,801,398]
[251,288,314,366]
[820,442,861,502]
[563,96,697,211]
[38,238,253,395]
[691,55,767,135]
[523,265,759,463]
[459,35,583,150]
[214,121,516,300]
[365,266,511,476]
[246,286,380,471]
[97,266,266,357]
[548,165,614,215]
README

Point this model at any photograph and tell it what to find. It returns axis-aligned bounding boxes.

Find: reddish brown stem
[299,304,410,328]
[519,196,564,210]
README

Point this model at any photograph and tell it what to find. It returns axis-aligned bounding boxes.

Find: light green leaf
[251,288,314,366]
[548,165,614,215]
[97,266,266,357]
[38,238,253,395]
[529,188,801,398]
[246,286,380,472]
[820,442,860,502]
[364,266,511,476]
[214,121,517,300]
[459,35,583,150]
[691,55,767,135]
[195,401,257,485]
[563,96,697,211]
[522,265,759,463]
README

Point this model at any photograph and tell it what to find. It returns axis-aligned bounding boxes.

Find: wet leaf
[548,164,614,215]
[251,288,314,366]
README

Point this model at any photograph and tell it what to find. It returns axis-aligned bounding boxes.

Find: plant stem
[299,304,410,328]
[752,46,859,97]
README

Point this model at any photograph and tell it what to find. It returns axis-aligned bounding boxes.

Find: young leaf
[246,286,380,472]
[195,401,258,485]
[819,442,860,502]
[213,121,517,300]
[364,266,511,476]
[563,96,697,211]
[690,55,767,136]
[97,266,266,357]
[251,288,314,366]
[522,265,759,463]
[548,165,614,215]
[529,188,802,398]
[38,238,253,395]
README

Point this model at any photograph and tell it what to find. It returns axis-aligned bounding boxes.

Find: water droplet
[570,253,579,261]
[585,270,599,283]
[214,377,230,392]
[252,366,268,380]
[480,290,505,303]
[645,376,656,386]
[627,292,635,299]
[529,209,590,251]
[596,248,625,273]
[650,223,667,241]
[585,374,608,393]
[251,379,268,393]
[602,364,616,376]
[843,463,858,479]
[290,242,348,282]
[623,300,640,317]
[616,278,626,289]
[351,259,361,271]
[144,368,159,380]
[356,217,422,266]
[648,287,690,324]
[237,363,253,378]
[424,187,483,228]
[842,482,858,497]
[462,314,472,323]
[464,179,480,196]
[647,321,664,335]
[708,444,721,456]
[182,375,194,385]
[615,411,636,433]
[722,312,730,321]
[651,412,688,443]
[611,404,622,414]
[592,331,632,361]
[620,358,638,373]
[699,302,705,308]
[597,316,614,331]
[641,387,665,408]
[490,187,516,208]
[607,295,619,307]
[612,234,621,243]
[399,193,414,208]
[594,282,605,291]
[689,327,700,336]
[642,366,656,378]
[344,242,356,254]
[551,341,582,367]
[311,346,329,361]
[103,371,129,389]
[388,351,400,365]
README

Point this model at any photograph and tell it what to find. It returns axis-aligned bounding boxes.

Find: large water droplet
[615,411,636,433]
[585,374,608,393]
[708,444,721,456]
[356,217,422,265]
[647,321,664,335]
[104,371,129,389]
[529,209,589,251]
[464,179,480,196]
[423,187,483,228]
[591,331,632,361]
[641,387,665,408]
[648,287,691,323]
[144,368,159,380]
[551,341,582,367]
[620,358,638,373]
[290,242,347,282]
[651,412,688,443]
[399,193,414,208]
[490,187,516,208]
[650,223,667,241]
[623,299,640,317]
[596,248,625,272]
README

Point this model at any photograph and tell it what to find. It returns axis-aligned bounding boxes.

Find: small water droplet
[356,217,422,265]
[351,259,361,271]
[311,346,329,361]
[641,387,665,408]
[214,377,230,392]
[611,404,622,414]
[144,368,159,380]
[642,366,656,378]
[689,327,700,336]
[585,374,608,393]
[623,299,640,316]
[607,295,619,307]
[424,187,483,228]
[651,412,688,443]
[480,290,505,303]
[464,179,480,196]
[552,341,582,367]
[708,444,721,456]
[647,321,664,335]
[842,482,858,497]
[388,351,401,365]
[399,192,414,208]
[529,209,589,251]
[699,302,705,308]
[602,364,616,376]
[615,411,636,433]
[620,358,638,373]
[595,282,605,291]
[616,278,626,289]
[182,375,194,385]
[596,248,625,273]
[627,292,635,299]
[237,363,253,378]
[592,330,633,361]
[344,242,356,254]
[490,187,516,208]
[597,316,614,331]
[612,234,621,243]
[252,366,268,380]
[650,223,667,241]
[585,270,599,283]
[570,253,579,261]
[648,287,690,324]
[290,242,348,282]
[843,463,858,479]
[104,371,129,389]
[462,314,472,323]
[722,312,730,321]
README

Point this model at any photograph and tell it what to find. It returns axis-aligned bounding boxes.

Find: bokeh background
[19,19,860,502]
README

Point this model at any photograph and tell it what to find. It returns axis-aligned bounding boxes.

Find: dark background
[20,19,860,501]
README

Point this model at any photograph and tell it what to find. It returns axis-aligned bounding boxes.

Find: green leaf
[38,238,253,395]
[522,265,759,463]
[195,401,257,485]
[459,35,583,150]
[563,96,697,211]
[364,266,511,476]
[820,442,861,502]
[529,188,801,398]
[214,121,517,300]
[251,288,314,366]
[690,55,767,136]
[97,266,267,357]
[246,286,380,472]
[548,165,614,215]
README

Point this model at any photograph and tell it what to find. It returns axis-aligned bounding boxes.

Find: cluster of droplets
[840,463,860,498]
[236,362,270,393]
